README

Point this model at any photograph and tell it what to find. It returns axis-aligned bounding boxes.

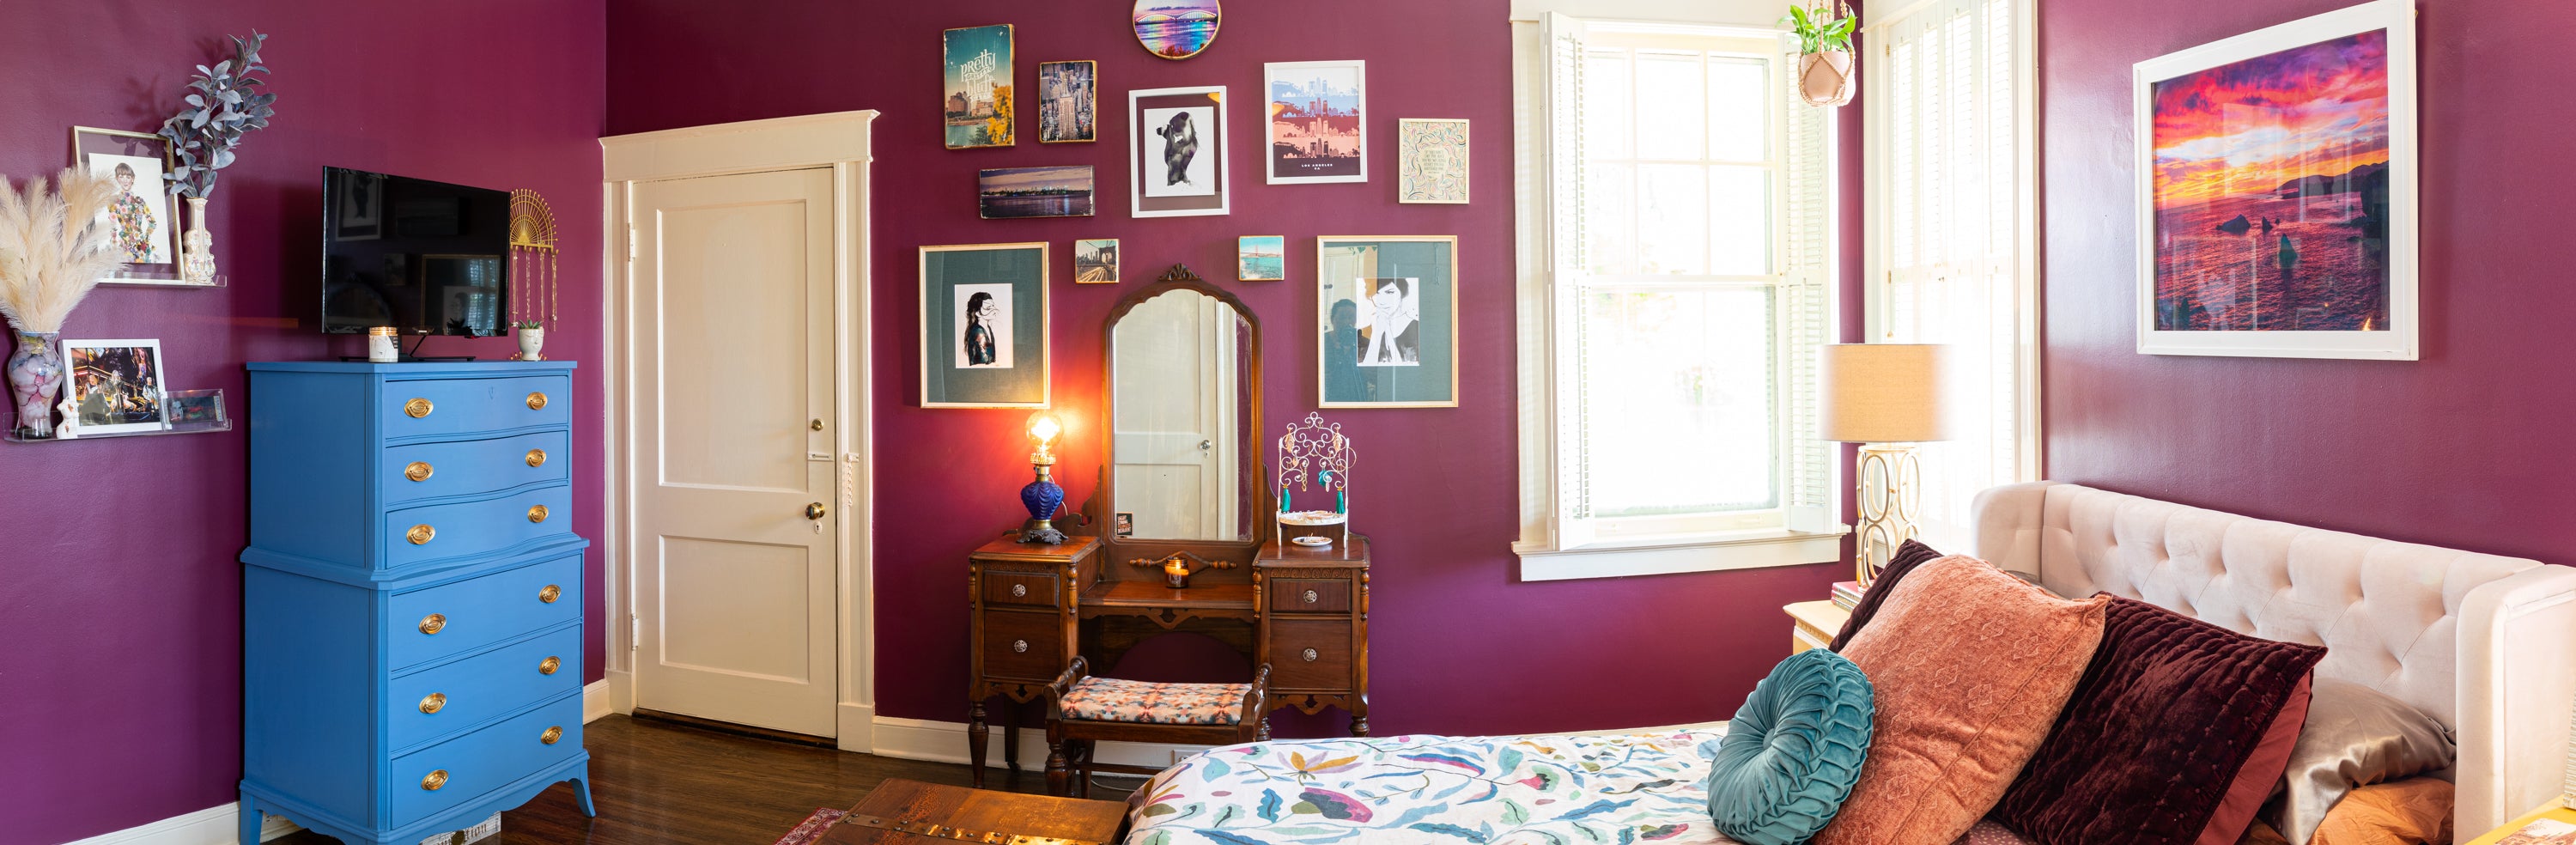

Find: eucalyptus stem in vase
[156,31,277,286]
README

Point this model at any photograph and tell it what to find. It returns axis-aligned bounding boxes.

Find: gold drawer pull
[404,398,434,418]
[407,524,435,545]
[539,584,562,604]
[419,613,447,635]
[540,655,562,675]
[1301,648,1319,662]
[526,448,547,468]
[528,504,550,524]
[526,392,548,410]
[1303,589,1320,604]
[404,461,434,482]
[422,769,449,791]
[419,692,447,714]
[541,726,564,745]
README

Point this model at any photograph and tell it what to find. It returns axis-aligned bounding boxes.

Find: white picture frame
[1128,86,1230,218]
[60,338,170,435]
[2132,0,2417,360]
[1264,60,1367,185]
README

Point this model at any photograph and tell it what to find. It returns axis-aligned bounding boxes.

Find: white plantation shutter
[1868,0,2036,551]
[1541,11,1598,549]
[1779,33,1837,534]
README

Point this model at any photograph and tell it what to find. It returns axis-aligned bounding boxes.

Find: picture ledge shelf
[6,419,232,444]
[100,274,228,289]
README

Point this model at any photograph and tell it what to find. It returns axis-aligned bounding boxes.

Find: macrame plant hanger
[507,189,559,360]
[1797,0,1858,107]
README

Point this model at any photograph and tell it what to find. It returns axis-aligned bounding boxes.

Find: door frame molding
[599,110,880,751]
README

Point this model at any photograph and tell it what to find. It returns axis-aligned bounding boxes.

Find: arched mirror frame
[1090,264,1270,574]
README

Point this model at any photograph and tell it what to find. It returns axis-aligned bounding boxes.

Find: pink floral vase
[8,331,64,439]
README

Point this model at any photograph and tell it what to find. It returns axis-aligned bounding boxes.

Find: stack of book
[1830,581,1864,611]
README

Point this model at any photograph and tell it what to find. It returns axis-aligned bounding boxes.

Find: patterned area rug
[773,808,846,845]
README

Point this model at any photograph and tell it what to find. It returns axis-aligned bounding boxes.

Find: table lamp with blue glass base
[1018,410,1067,544]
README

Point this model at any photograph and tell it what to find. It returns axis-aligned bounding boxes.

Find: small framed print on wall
[1128,86,1229,217]
[71,127,187,286]
[920,243,1049,408]
[1397,119,1470,204]
[1074,239,1120,283]
[944,24,1015,149]
[1037,60,1097,143]
[1316,235,1457,408]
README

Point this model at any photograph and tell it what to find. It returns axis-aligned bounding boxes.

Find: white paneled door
[632,168,839,737]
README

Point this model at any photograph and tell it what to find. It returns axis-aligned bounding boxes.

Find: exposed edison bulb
[1025,410,1063,459]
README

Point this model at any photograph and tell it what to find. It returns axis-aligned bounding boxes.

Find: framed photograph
[70,127,185,285]
[1133,0,1220,60]
[921,243,1049,408]
[979,166,1096,220]
[1237,235,1285,281]
[1398,119,1470,204]
[1316,236,1458,408]
[1074,239,1120,283]
[944,24,1015,149]
[63,338,169,435]
[1128,86,1229,217]
[334,170,385,241]
[1037,61,1097,143]
[2135,0,2415,360]
[165,388,227,426]
[1265,61,1366,184]
[1115,512,1136,538]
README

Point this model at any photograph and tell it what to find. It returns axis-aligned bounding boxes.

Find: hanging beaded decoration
[1275,411,1356,550]
[507,189,559,360]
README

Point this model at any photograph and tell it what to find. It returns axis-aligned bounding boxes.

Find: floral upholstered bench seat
[1060,677,1255,726]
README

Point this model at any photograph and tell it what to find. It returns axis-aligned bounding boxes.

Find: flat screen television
[320,167,511,337]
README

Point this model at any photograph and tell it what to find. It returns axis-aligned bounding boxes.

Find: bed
[1127,483,2576,845]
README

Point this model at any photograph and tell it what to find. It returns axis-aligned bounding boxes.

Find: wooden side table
[821,778,1127,845]
[2464,800,2576,844]
[967,534,1103,788]
[1785,600,1850,654]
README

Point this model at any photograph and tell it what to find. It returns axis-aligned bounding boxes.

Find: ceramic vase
[181,198,217,285]
[515,325,546,360]
[1799,50,1856,107]
[8,331,65,439]
[1018,466,1067,544]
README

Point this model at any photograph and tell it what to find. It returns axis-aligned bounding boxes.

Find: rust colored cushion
[2306,777,2452,845]
[1990,596,2328,845]
[1829,538,1947,652]
[1812,556,2110,845]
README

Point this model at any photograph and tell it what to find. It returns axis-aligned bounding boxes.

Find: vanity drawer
[389,556,580,669]
[1268,617,1354,691]
[389,691,583,827]
[382,375,569,439]
[980,609,1065,681]
[1268,578,1351,614]
[981,571,1060,608]
[384,485,573,568]
[382,430,570,506]
[388,626,581,752]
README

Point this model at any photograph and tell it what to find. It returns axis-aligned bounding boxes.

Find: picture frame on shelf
[1237,235,1285,281]
[70,127,186,286]
[1037,61,1097,143]
[1074,239,1120,283]
[1128,86,1229,217]
[920,243,1050,409]
[166,388,226,427]
[978,166,1096,219]
[61,338,170,435]
[1264,61,1366,185]
[944,24,1016,149]
[1316,235,1458,408]
[1397,119,1470,204]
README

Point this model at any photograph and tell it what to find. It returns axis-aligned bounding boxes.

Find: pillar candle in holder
[1163,559,1191,589]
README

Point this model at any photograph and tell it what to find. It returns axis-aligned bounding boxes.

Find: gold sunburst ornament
[507,189,558,360]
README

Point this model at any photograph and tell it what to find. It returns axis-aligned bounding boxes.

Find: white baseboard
[583,678,611,723]
[63,802,301,845]
[869,715,1210,772]
[605,668,634,715]
[837,702,877,753]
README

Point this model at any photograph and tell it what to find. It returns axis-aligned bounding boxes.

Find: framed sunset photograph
[2135,0,2416,359]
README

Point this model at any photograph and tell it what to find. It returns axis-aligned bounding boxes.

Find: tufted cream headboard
[1971,482,2576,842]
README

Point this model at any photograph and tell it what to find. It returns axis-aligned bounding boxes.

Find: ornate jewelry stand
[1275,411,1355,550]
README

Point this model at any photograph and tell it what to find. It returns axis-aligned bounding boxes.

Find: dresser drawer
[388,626,581,752]
[383,430,570,506]
[390,556,580,669]
[382,375,570,439]
[389,691,583,827]
[980,609,1065,681]
[981,571,1059,608]
[385,485,573,568]
[1268,578,1351,613]
[1269,617,1354,691]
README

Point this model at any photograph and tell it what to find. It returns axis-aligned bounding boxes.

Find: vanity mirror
[1103,265,1262,544]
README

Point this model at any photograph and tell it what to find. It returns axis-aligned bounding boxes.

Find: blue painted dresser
[238,362,593,844]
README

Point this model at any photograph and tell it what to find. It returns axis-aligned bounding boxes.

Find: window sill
[1513,526,1849,581]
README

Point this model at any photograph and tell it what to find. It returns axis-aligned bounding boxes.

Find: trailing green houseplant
[155,31,276,284]
[1783,3,1859,106]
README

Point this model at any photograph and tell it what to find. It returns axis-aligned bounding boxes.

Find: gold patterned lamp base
[1853,442,1923,588]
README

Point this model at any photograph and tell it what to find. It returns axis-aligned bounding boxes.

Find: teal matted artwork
[1316,235,1457,408]
[920,242,1049,408]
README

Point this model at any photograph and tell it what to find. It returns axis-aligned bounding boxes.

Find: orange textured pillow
[1813,557,2110,845]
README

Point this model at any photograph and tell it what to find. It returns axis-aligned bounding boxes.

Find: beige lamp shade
[1819,343,1961,443]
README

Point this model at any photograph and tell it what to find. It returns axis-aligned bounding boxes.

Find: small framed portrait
[1316,236,1458,408]
[944,24,1016,149]
[1398,119,1470,204]
[71,127,184,286]
[1037,60,1098,143]
[1265,61,1367,185]
[978,166,1096,219]
[1129,86,1230,217]
[921,243,1049,408]
[1237,235,1285,281]
[1074,239,1120,283]
[63,338,170,435]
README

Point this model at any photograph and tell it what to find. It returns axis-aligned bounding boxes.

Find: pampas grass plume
[0,167,122,334]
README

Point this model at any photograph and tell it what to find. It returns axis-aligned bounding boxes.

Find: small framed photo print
[1398,119,1470,204]
[165,388,227,426]
[979,166,1096,219]
[1316,236,1458,408]
[1265,61,1367,185]
[944,24,1015,149]
[1129,86,1230,217]
[63,338,170,435]
[1037,60,1098,143]
[1115,512,1136,538]
[921,243,1049,408]
[1237,235,1285,281]
[70,127,185,286]
[1074,239,1120,283]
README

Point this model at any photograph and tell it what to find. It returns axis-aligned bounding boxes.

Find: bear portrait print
[1128,86,1230,216]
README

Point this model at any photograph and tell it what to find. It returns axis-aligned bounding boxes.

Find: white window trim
[1510,13,1847,582]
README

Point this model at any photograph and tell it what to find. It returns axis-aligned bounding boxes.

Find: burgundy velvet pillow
[1990,595,2328,845]
[1827,539,1946,652]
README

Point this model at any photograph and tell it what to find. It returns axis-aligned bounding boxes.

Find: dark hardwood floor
[274,714,1127,844]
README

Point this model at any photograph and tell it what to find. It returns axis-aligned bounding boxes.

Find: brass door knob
[526,392,548,410]
[422,769,449,791]
[541,726,564,745]
[419,613,447,635]
[526,448,547,468]
[805,502,829,520]
[539,584,562,604]
[404,461,434,482]
[810,418,825,431]
[539,655,562,675]
[528,504,550,523]
[404,398,433,418]
[407,524,436,545]
[419,692,447,714]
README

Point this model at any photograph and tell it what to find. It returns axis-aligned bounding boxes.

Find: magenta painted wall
[0,3,605,842]
[2040,0,2576,562]
[609,0,1866,739]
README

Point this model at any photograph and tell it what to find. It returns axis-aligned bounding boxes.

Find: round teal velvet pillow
[1704,648,1876,845]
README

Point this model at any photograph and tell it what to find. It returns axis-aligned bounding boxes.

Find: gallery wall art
[1075,239,1120,283]
[1397,119,1469,204]
[1133,0,1220,60]
[71,127,185,285]
[977,166,1096,219]
[944,25,1014,149]
[1238,235,1285,281]
[920,242,1049,407]
[1128,86,1230,217]
[1265,61,1366,185]
[1037,60,1097,143]
[1317,235,1457,408]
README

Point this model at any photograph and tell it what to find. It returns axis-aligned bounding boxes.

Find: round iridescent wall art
[1133,0,1220,60]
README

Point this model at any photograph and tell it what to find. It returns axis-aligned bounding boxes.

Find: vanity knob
[1012,639,1030,654]
[1010,583,1027,598]
[404,461,434,482]
[1301,648,1320,662]
[1302,590,1319,604]
[419,692,447,714]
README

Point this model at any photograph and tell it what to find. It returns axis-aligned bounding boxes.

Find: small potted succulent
[156,31,277,285]
[1784,3,1858,107]
[513,320,546,361]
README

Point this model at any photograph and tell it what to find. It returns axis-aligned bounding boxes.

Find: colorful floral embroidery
[1060,677,1249,726]
[109,191,157,262]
